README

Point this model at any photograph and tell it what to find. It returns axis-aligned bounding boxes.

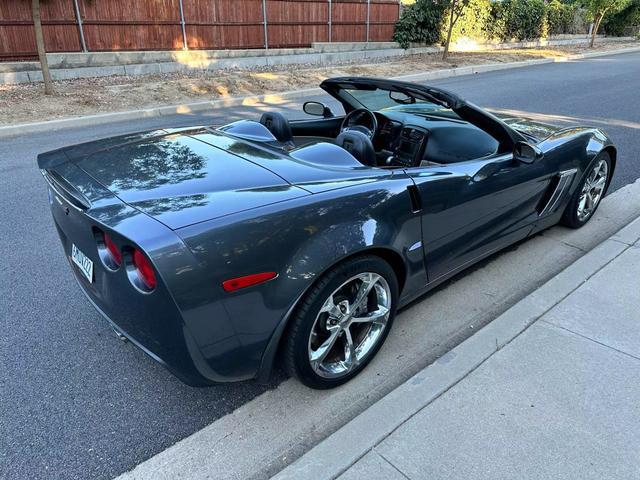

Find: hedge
[547,0,585,35]
[394,0,596,48]
[486,0,548,41]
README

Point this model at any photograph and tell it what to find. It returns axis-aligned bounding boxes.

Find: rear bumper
[74,275,173,377]
[61,234,217,386]
[47,194,238,386]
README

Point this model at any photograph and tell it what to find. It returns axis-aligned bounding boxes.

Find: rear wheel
[561,152,611,228]
[283,255,398,389]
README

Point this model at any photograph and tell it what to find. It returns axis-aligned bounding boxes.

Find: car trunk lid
[42,129,310,230]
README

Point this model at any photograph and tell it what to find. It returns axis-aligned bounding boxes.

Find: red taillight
[133,249,156,290]
[222,272,277,292]
[103,233,121,266]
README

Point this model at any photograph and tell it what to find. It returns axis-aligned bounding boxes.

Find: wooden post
[262,0,269,49]
[366,0,371,42]
[328,0,332,42]
[178,0,188,50]
[72,0,87,52]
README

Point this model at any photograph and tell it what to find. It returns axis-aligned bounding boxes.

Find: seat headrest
[259,112,293,144]
[336,130,376,166]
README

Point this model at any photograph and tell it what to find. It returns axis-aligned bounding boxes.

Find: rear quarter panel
[175,171,426,380]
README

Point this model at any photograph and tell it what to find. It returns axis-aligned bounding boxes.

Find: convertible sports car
[38,77,615,389]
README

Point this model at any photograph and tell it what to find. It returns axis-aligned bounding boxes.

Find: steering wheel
[340,108,378,140]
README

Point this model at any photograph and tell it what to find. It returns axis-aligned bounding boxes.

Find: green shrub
[604,0,640,35]
[393,0,448,49]
[487,0,549,41]
[444,0,492,43]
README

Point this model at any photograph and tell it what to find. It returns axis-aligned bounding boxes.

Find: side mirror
[514,141,544,164]
[389,90,415,104]
[303,101,334,118]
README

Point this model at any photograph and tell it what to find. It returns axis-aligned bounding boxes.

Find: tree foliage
[582,0,630,45]
[604,0,640,36]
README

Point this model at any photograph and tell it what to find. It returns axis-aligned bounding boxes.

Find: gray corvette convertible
[39,77,615,389]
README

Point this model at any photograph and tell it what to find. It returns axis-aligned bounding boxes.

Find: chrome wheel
[577,159,608,222]
[307,272,391,379]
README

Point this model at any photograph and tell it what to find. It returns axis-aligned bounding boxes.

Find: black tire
[283,255,399,389]
[561,151,612,229]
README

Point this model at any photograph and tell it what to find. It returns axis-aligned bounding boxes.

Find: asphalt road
[1,51,639,480]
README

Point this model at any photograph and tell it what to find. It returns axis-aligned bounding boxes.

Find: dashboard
[371,113,428,167]
[357,110,500,167]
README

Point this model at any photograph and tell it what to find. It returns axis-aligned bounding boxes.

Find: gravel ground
[0,40,637,126]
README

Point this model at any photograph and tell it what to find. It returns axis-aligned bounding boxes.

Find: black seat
[336,130,376,166]
[259,112,294,145]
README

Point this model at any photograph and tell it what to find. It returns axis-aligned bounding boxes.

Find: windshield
[341,87,459,118]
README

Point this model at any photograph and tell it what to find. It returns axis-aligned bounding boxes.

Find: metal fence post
[328,0,332,42]
[366,0,370,43]
[178,0,188,50]
[72,0,87,52]
[262,0,269,49]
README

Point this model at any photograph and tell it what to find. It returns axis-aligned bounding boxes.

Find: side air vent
[536,175,560,214]
[538,169,577,216]
[407,184,422,213]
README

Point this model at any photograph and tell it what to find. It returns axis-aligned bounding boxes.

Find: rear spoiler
[41,168,91,211]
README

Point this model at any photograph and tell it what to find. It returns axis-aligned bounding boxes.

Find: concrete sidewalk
[274,217,640,480]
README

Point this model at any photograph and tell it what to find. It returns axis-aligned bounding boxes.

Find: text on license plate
[72,244,93,283]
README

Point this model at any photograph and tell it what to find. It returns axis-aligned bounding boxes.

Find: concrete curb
[272,214,640,480]
[1,44,639,140]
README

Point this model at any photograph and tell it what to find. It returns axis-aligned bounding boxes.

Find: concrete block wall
[0,35,634,86]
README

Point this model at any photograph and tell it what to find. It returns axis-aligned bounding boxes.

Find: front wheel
[283,255,398,389]
[561,152,611,229]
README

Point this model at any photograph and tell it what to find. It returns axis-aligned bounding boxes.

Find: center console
[393,126,428,167]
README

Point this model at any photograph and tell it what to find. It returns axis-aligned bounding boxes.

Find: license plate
[72,244,93,283]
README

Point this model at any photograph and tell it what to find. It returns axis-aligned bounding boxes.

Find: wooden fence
[0,0,401,61]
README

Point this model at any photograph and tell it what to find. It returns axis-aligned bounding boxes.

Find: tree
[584,0,630,47]
[442,0,470,60]
[31,0,54,94]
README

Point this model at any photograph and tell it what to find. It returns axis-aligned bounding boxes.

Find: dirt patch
[0,41,637,126]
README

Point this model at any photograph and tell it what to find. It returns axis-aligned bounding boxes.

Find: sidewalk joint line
[375,450,413,480]
[610,237,634,247]
[539,320,640,362]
